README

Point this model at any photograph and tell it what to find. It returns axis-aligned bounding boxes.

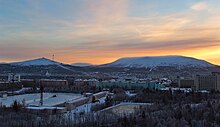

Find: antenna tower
[52,54,55,61]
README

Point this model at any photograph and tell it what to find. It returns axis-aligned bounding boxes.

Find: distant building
[74,79,97,87]
[8,74,21,83]
[21,79,69,91]
[193,72,220,91]
[21,79,37,87]
[0,91,7,98]
[40,79,68,88]
[96,80,163,90]
[70,79,97,91]
[45,71,50,76]
[0,82,21,91]
[178,78,194,88]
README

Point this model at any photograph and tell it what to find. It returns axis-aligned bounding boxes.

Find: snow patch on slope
[11,57,59,66]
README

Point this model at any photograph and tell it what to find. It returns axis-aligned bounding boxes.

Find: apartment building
[193,72,220,91]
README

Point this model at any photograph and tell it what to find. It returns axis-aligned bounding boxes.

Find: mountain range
[0,55,217,68]
[0,55,219,77]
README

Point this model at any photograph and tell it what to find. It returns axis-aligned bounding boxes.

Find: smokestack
[40,80,44,106]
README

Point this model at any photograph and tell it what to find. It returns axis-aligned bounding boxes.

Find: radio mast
[52,54,55,61]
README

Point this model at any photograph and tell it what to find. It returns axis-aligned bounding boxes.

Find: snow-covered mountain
[10,57,60,66]
[6,55,216,68]
[103,56,215,68]
[71,63,93,67]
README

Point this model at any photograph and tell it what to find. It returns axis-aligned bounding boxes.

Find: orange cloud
[1,1,220,66]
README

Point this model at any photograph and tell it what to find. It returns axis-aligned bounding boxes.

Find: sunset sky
[0,0,220,65]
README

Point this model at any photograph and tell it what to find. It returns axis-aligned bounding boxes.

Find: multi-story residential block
[193,72,220,91]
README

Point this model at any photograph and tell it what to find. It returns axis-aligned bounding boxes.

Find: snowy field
[100,103,152,116]
[0,93,83,107]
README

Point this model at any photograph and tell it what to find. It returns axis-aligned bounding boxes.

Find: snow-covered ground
[99,102,152,116]
[126,91,137,97]
[0,93,82,107]
[10,87,32,94]
[26,106,66,110]
[160,87,192,92]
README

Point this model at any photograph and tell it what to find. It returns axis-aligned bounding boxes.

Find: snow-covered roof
[26,106,66,110]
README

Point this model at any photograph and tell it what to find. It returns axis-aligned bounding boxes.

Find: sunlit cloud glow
[191,2,208,11]
[0,0,220,65]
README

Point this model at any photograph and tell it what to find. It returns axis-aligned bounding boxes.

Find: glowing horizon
[0,0,220,65]
[1,54,220,66]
